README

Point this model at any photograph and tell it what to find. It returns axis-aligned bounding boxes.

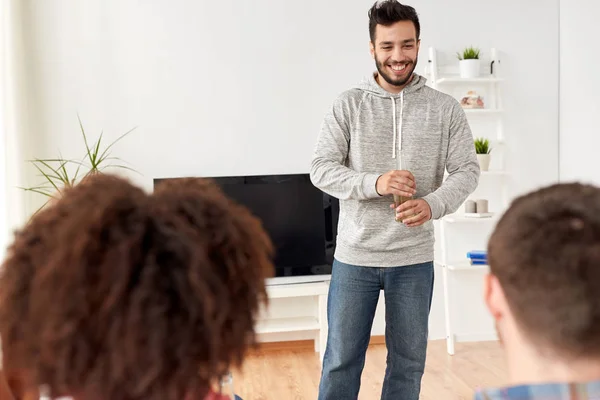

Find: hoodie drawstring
[391,92,404,166]
[392,98,397,159]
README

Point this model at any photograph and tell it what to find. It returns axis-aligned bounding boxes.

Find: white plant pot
[459,59,480,78]
[477,154,491,171]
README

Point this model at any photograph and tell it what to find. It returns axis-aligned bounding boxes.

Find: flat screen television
[153,174,338,285]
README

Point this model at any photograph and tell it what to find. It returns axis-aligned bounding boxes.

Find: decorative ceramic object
[464,198,493,218]
[474,137,491,171]
[457,46,481,79]
[459,59,481,78]
[460,90,485,109]
[477,154,491,171]
[465,200,476,213]
[476,199,489,214]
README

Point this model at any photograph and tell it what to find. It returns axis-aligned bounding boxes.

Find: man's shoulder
[328,88,366,114]
[334,88,365,104]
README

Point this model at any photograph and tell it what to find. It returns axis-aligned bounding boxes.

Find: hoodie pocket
[356,199,392,228]
[339,197,433,252]
[339,199,393,251]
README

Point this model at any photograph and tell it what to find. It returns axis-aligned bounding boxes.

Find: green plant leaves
[21,117,138,204]
[457,46,481,60]
[474,137,491,154]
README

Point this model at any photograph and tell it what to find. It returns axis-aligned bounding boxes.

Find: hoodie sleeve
[422,103,480,219]
[310,94,382,200]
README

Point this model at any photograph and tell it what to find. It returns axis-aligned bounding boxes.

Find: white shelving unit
[444,262,490,272]
[463,109,504,115]
[257,280,330,361]
[436,77,504,84]
[427,47,507,355]
[256,317,320,334]
[442,213,498,224]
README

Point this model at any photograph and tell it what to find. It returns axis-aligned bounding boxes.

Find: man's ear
[484,273,505,321]
[370,41,375,59]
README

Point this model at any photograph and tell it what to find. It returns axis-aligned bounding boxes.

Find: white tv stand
[256,280,330,361]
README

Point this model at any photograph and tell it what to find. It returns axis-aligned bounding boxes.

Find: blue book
[470,259,488,265]
[467,250,487,260]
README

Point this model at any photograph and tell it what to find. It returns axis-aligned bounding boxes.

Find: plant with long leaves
[474,137,492,154]
[457,46,481,60]
[21,116,138,206]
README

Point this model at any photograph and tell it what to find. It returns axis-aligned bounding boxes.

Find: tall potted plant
[457,46,481,78]
[474,137,491,171]
[21,116,137,211]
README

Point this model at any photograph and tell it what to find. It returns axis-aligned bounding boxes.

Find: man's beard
[375,55,418,87]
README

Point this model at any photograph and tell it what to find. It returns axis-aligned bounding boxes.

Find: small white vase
[477,154,491,171]
[459,59,480,78]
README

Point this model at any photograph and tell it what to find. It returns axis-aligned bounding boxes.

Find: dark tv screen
[154,174,338,278]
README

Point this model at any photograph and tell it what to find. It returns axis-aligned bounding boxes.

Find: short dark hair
[368,1,420,43]
[488,182,600,359]
[0,174,274,400]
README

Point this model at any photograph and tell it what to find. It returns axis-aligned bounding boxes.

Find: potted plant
[474,137,491,171]
[457,46,481,78]
[21,116,137,211]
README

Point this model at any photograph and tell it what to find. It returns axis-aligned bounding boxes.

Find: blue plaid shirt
[474,382,600,400]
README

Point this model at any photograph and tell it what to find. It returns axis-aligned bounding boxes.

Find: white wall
[19,0,560,342]
[18,0,375,192]
[0,3,7,261]
[1,0,30,259]
[559,0,600,184]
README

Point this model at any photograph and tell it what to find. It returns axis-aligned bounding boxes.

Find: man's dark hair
[488,182,600,359]
[0,174,274,400]
[368,1,420,43]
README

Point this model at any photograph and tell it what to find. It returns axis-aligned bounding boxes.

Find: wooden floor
[233,340,507,399]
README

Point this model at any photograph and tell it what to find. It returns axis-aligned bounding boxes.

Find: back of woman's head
[0,174,274,400]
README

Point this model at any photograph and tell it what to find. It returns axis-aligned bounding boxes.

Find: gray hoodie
[310,73,480,267]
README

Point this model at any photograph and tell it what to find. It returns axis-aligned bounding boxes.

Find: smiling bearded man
[372,20,418,88]
[309,1,480,399]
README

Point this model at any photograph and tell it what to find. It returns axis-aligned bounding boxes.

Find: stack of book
[467,250,487,265]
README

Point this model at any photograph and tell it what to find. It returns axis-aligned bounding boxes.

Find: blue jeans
[318,259,434,400]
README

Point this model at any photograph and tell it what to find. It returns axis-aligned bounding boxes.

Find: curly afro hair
[0,173,274,400]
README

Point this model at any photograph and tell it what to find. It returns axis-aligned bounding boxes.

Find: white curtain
[0,0,26,263]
